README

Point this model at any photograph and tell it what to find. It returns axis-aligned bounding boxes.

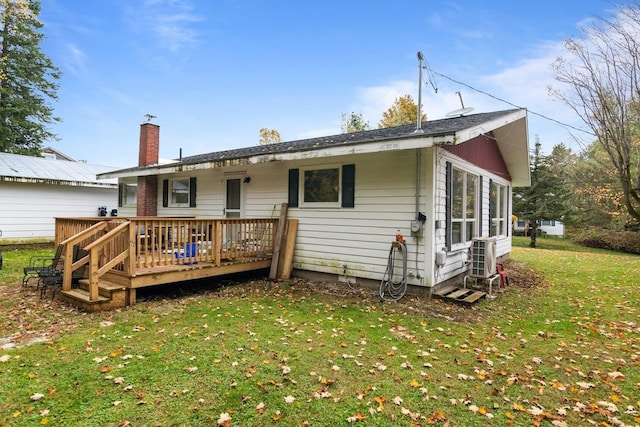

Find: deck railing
[55,217,278,301]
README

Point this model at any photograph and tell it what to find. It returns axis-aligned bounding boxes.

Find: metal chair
[39,245,88,300]
[22,244,65,288]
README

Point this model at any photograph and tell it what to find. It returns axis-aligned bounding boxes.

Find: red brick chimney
[137,123,160,217]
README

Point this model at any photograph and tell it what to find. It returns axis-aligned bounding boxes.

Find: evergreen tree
[513,137,573,247]
[340,111,369,133]
[0,0,60,155]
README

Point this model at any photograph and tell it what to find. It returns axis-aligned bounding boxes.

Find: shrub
[572,228,640,254]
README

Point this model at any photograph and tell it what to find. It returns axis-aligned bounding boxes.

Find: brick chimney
[137,123,160,217]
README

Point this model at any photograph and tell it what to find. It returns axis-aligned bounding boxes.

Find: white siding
[119,146,517,288]
[142,150,428,286]
[0,182,117,241]
[430,148,512,284]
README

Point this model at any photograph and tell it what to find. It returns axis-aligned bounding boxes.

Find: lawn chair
[39,245,88,300]
[496,262,509,288]
[22,244,65,288]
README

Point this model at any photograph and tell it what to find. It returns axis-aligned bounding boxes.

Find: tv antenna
[415,52,439,133]
[445,91,474,117]
[144,113,157,123]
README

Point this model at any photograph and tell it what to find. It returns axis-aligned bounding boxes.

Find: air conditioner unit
[471,237,496,278]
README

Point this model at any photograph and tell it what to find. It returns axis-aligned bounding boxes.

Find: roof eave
[98,134,448,179]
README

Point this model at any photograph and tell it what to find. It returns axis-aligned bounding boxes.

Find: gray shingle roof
[0,152,118,186]
[180,109,520,165]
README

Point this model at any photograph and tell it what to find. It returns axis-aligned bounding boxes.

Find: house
[98,109,530,294]
[0,152,119,243]
[514,219,565,237]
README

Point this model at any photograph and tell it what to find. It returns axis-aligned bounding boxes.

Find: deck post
[89,247,100,301]
[269,203,288,280]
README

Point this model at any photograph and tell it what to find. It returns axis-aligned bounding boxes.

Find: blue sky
[39,0,611,168]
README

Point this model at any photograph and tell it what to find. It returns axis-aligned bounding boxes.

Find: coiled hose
[379,241,407,301]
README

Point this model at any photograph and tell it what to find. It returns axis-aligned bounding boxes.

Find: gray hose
[379,241,407,301]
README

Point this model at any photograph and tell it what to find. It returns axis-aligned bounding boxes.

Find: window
[490,181,508,236]
[304,167,339,205]
[540,220,555,226]
[119,181,137,206]
[288,165,355,208]
[171,178,190,205]
[450,167,477,245]
[162,177,197,208]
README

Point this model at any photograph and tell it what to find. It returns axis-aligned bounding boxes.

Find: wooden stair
[432,284,487,304]
[59,279,129,312]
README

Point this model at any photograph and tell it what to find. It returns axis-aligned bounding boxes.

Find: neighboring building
[99,109,530,291]
[0,152,119,243]
[41,147,76,161]
[514,219,565,237]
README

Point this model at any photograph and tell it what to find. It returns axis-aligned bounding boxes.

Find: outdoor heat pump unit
[470,237,497,278]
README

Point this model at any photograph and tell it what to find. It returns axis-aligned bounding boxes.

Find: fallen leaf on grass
[346,413,366,423]
[217,412,231,426]
[30,393,44,401]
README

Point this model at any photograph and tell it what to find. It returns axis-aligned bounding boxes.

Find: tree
[340,111,369,133]
[550,3,640,223]
[570,142,624,229]
[259,128,281,145]
[0,0,60,155]
[513,137,573,247]
[378,94,426,128]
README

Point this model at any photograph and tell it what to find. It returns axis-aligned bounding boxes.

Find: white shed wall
[0,181,117,241]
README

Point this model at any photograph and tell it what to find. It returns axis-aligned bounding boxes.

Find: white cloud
[126,0,202,52]
[65,43,86,75]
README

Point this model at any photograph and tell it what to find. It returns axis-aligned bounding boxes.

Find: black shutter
[118,183,123,207]
[189,177,197,207]
[342,164,355,208]
[162,179,169,207]
[288,169,299,208]
[478,176,483,237]
[445,161,452,250]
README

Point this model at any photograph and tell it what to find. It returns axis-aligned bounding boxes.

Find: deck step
[61,288,109,303]
[77,279,127,298]
[59,288,114,312]
[433,286,487,304]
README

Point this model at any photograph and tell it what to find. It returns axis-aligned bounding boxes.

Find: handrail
[85,221,131,301]
[61,221,108,292]
[54,217,279,301]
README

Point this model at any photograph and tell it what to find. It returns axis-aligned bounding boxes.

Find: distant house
[0,152,119,243]
[99,109,530,292]
[514,219,565,237]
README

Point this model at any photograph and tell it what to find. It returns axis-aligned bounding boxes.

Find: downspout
[415,148,422,280]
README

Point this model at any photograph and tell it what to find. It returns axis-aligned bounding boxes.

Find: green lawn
[0,239,639,426]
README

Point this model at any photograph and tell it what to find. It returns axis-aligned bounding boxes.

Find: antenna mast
[415,52,424,133]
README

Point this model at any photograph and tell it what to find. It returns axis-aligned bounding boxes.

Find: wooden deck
[53,215,295,311]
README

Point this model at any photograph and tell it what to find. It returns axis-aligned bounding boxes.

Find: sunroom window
[490,181,508,236]
[451,168,477,245]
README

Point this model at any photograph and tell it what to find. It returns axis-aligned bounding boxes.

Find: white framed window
[451,168,477,245]
[170,178,190,206]
[121,181,137,206]
[301,166,341,208]
[490,181,508,236]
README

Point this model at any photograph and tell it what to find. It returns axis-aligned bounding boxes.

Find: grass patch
[1,242,639,426]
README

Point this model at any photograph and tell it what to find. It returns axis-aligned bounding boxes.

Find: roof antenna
[415,52,439,133]
[415,52,424,133]
[144,113,156,123]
